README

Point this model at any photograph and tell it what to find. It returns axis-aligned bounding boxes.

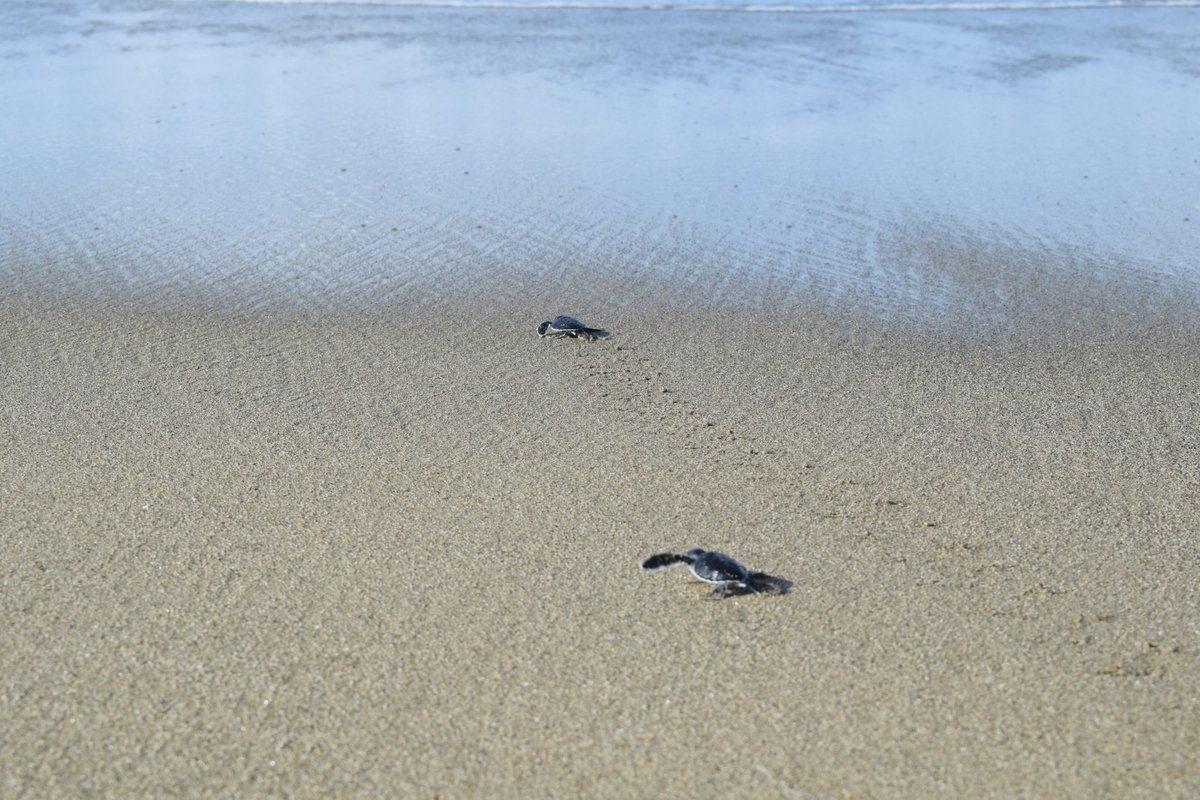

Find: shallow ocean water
[1,0,1197,332]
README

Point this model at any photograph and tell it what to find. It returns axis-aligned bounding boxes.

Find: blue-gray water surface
[1,0,1198,333]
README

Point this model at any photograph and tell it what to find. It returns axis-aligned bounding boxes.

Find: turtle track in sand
[545,331,945,550]
[554,336,820,529]
[553,335,1012,605]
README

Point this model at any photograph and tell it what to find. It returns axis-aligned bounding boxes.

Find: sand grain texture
[3,299,1199,797]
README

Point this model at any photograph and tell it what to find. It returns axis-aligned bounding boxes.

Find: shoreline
[4,2,1197,340]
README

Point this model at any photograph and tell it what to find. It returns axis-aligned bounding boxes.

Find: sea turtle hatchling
[642,548,788,599]
[537,315,609,342]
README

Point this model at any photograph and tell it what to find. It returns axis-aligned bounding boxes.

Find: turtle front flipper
[642,553,694,571]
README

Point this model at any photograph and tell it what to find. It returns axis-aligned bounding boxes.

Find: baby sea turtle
[642,548,788,599]
[537,314,609,342]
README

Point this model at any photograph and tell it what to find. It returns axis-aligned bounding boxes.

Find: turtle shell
[550,315,587,332]
[688,550,750,584]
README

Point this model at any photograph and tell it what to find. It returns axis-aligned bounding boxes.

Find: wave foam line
[226,0,1200,13]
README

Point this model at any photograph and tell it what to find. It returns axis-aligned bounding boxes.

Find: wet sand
[4,0,1200,796]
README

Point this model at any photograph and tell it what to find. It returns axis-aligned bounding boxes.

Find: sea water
[235,0,1199,10]
[1,0,1197,329]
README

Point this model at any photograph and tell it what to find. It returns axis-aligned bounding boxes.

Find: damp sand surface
[3,1,1200,797]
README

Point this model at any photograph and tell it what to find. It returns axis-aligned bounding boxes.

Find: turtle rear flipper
[746,571,791,596]
[580,326,610,342]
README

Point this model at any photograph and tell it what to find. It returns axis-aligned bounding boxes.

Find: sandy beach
[3,0,1200,797]
[5,293,1199,796]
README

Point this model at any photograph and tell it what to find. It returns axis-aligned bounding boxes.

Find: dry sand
[3,289,1199,797]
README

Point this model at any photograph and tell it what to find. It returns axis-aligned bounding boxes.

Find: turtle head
[537,321,551,337]
[685,547,707,560]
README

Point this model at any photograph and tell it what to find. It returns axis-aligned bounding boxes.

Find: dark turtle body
[537,315,609,342]
[642,548,789,598]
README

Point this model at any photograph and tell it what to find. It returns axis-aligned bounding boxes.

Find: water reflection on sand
[1,1,1197,332]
